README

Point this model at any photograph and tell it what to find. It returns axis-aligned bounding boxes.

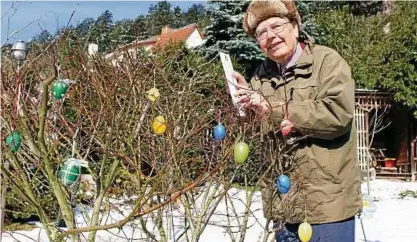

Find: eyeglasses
[255,22,289,41]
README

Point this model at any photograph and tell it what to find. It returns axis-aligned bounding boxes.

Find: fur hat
[243,0,301,38]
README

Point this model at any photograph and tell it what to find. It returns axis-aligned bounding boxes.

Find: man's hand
[232,71,250,90]
[234,89,271,122]
[232,71,272,121]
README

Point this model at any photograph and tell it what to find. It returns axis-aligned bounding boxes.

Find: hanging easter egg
[52,80,68,99]
[60,159,81,186]
[362,194,377,217]
[276,174,291,194]
[152,115,167,135]
[298,222,313,242]
[234,142,249,164]
[360,200,376,220]
[6,131,22,152]
[146,87,160,103]
[364,201,377,213]
[213,123,226,141]
[280,119,294,137]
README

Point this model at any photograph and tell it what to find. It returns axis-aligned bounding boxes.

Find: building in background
[105,24,203,66]
[355,89,417,181]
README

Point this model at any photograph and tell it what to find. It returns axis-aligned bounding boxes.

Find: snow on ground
[355,180,417,242]
[2,179,417,242]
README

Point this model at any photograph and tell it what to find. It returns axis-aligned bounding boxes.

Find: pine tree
[295,1,323,43]
[147,1,175,36]
[90,10,114,52]
[75,17,95,45]
[184,3,210,29]
[133,15,150,40]
[112,19,136,47]
[327,0,384,16]
[32,30,53,44]
[201,0,263,75]
[173,6,184,28]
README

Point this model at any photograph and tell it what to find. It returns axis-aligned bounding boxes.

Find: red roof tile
[153,24,199,50]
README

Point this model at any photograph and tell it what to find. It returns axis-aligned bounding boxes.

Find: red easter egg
[280,119,294,137]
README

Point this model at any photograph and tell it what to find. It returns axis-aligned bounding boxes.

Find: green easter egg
[60,161,81,186]
[234,142,249,164]
[6,131,22,152]
[52,80,68,99]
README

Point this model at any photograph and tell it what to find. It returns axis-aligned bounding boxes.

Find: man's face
[255,17,299,64]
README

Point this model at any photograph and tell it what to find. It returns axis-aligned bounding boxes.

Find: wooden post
[411,140,416,182]
[355,105,367,171]
[0,161,8,242]
[411,119,416,182]
[365,111,371,195]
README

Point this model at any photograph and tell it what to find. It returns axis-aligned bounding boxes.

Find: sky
[1,0,204,45]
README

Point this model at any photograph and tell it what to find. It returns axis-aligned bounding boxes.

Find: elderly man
[232,1,362,241]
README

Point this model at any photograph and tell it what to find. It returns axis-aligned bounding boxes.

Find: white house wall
[106,44,153,67]
[185,29,203,48]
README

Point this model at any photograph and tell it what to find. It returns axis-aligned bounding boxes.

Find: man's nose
[266,28,276,41]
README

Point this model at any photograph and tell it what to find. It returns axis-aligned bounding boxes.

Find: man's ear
[293,23,299,38]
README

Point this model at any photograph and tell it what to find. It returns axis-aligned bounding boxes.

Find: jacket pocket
[290,79,318,102]
[306,143,341,184]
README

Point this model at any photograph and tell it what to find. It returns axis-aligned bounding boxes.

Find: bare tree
[1,34,311,242]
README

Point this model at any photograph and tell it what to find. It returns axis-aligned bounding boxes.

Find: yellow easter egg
[298,222,313,242]
[152,115,166,135]
[147,88,160,102]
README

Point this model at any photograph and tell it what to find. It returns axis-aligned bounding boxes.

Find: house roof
[355,89,393,109]
[107,24,202,58]
[132,36,159,46]
[115,36,159,52]
[153,24,201,49]
[355,89,392,96]
[123,24,201,51]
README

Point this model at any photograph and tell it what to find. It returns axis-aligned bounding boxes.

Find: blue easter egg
[213,123,226,141]
[276,174,291,194]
